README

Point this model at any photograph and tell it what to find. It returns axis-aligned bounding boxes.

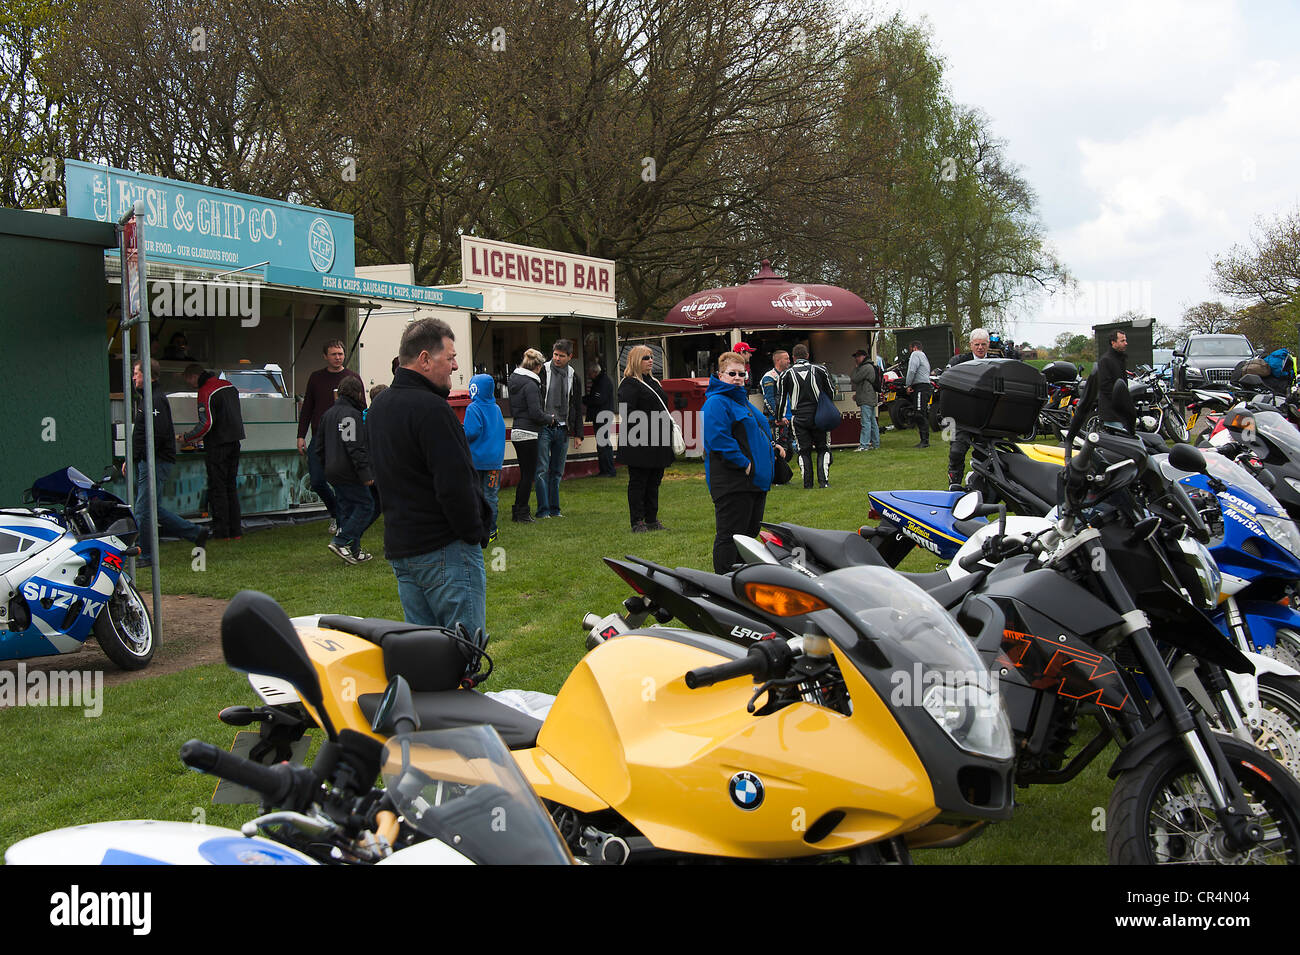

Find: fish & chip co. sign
[64,160,355,276]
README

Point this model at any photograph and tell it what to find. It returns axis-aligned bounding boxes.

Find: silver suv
[1172,334,1254,390]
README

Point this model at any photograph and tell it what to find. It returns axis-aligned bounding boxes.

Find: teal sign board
[64,160,354,276]
[264,266,482,310]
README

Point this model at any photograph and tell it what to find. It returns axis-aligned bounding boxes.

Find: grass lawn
[0,425,1113,863]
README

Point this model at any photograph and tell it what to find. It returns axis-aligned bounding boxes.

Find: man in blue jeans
[127,359,208,567]
[368,318,492,637]
[534,339,585,518]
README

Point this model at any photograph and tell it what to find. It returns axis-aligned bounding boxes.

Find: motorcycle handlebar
[685,639,794,690]
[685,655,766,689]
[180,739,300,806]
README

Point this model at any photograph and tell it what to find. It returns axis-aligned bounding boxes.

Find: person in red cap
[733,341,755,357]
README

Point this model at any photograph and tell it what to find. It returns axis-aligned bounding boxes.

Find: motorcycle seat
[1000,455,1060,514]
[319,615,474,693]
[357,689,542,749]
[772,524,890,571]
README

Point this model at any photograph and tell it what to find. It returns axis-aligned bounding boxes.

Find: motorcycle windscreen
[381,725,573,865]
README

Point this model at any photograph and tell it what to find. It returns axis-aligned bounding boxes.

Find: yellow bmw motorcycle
[220,562,1016,864]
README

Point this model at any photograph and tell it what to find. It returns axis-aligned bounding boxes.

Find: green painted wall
[0,209,118,504]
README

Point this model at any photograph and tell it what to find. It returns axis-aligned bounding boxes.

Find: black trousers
[627,466,664,525]
[914,385,932,443]
[206,442,242,537]
[948,429,973,485]
[793,420,829,487]
[712,491,767,573]
[513,440,538,513]
[596,440,616,476]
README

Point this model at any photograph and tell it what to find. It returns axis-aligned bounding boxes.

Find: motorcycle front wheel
[1255,675,1300,779]
[1108,733,1300,864]
[1161,405,1190,442]
[1269,627,1300,674]
[93,576,155,670]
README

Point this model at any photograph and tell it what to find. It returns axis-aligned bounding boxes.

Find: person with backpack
[850,348,880,451]
[778,344,837,488]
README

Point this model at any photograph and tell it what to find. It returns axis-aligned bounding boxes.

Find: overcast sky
[868,0,1300,346]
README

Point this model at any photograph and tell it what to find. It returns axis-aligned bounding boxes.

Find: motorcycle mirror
[371,675,421,736]
[1168,443,1207,474]
[953,490,983,521]
[1258,469,1278,490]
[733,535,780,566]
[220,590,338,740]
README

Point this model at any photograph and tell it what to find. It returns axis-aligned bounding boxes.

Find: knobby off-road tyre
[93,576,155,670]
[1107,733,1300,865]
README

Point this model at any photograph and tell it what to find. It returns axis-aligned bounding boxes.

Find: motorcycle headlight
[1139,414,1159,432]
[920,674,1014,760]
[1186,367,1205,379]
[1171,536,1221,607]
[1257,512,1300,562]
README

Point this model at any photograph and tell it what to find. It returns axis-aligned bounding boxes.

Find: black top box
[938,359,1048,438]
[1043,360,1080,383]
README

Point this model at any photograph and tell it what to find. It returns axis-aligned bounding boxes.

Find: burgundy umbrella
[663,260,876,330]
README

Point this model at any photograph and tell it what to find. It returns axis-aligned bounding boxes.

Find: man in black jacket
[320,377,375,564]
[1095,330,1128,427]
[584,361,616,477]
[945,328,990,488]
[777,344,835,489]
[535,339,586,518]
[368,318,492,636]
[129,359,207,567]
[181,364,246,539]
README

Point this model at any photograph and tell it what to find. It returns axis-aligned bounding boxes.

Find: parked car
[1171,334,1254,391]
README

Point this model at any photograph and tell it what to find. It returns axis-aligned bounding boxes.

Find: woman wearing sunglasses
[701,351,786,572]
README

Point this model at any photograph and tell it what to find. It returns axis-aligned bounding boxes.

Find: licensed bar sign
[460,236,615,301]
[65,160,355,276]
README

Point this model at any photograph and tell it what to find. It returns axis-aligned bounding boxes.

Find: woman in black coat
[508,348,549,522]
[616,345,676,531]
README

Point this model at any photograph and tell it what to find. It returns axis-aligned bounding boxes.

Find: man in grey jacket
[850,348,880,451]
[905,341,932,448]
[535,339,586,518]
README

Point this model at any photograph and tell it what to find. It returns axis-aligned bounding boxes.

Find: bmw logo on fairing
[729,772,764,810]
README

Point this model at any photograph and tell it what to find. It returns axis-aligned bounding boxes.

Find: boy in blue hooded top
[702,352,784,573]
[464,373,507,543]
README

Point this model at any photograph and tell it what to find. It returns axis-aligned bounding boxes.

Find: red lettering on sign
[489,249,503,277]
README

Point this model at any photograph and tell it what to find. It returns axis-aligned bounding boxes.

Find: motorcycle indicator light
[742,583,828,617]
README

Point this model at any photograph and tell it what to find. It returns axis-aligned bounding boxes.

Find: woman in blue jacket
[702,351,786,573]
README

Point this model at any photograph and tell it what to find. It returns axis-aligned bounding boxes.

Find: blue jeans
[134,460,201,558]
[534,425,569,517]
[479,470,499,537]
[307,430,339,519]
[389,540,487,637]
[332,482,374,553]
[858,405,880,449]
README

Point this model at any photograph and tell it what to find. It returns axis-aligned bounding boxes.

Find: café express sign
[65,160,355,276]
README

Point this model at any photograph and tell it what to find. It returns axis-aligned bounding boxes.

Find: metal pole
[132,200,163,639]
[117,223,134,565]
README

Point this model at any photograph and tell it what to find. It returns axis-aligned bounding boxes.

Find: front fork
[1093,558,1265,850]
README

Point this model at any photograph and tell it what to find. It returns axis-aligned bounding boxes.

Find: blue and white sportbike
[0,466,154,669]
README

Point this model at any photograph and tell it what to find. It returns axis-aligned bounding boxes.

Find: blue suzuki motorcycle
[0,467,154,669]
